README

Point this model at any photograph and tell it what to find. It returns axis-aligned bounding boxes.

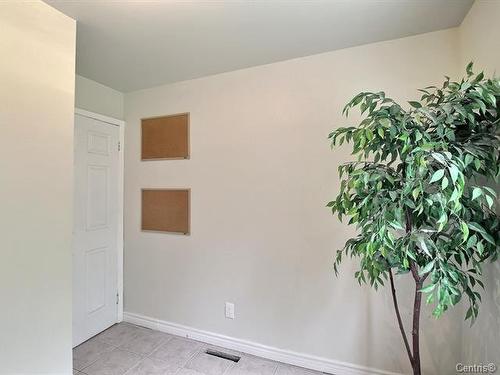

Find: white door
[73,113,120,347]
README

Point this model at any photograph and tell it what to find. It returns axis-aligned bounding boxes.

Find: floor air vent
[205,349,241,362]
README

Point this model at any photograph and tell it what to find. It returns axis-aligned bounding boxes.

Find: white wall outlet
[225,302,235,319]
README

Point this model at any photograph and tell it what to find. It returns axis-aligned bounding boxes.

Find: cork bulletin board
[141,113,189,160]
[141,189,190,234]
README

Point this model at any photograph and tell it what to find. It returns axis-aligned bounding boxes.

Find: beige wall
[124,29,464,374]
[76,74,124,119]
[459,0,500,366]
[459,0,500,77]
[0,1,75,373]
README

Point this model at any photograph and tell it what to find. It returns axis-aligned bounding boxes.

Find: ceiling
[47,0,473,93]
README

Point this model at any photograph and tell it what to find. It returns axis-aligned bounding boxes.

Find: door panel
[73,114,119,347]
[87,165,108,230]
[85,246,107,314]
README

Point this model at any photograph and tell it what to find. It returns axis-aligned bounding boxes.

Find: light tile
[120,329,173,355]
[275,364,321,375]
[73,338,115,370]
[76,323,320,375]
[149,337,202,366]
[185,351,234,375]
[227,355,278,375]
[176,369,205,375]
[124,357,179,375]
[95,323,145,347]
[82,348,142,375]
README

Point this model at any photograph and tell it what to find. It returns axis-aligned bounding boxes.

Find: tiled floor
[73,323,323,375]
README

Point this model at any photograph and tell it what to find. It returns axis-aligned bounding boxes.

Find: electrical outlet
[225,302,235,319]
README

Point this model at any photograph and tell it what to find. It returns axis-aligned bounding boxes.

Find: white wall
[0,1,75,373]
[124,29,464,374]
[76,74,124,119]
[458,0,500,366]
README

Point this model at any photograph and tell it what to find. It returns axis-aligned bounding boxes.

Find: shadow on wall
[461,177,500,365]
[462,261,500,363]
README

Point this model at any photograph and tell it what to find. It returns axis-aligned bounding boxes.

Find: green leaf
[449,165,459,184]
[466,234,477,249]
[403,257,409,269]
[477,241,484,255]
[441,177,449,190]
[464,154,473,167]
[408,101,422,108]
[412,187,421,200]
[482,186,497,198]
[465,306,473,320]
[466,61,474,76]
[420,283,436,293]
[449,189,460,203]
[472,187,482,200]
[485,194,494,208]
[430,169,445,183]
[480,232,496,246]
[468,222,486,234]
[460,221,469,242]
[379,118,391,127]
[419,261,435,276]
[418,237,432,256]
[426,292,435,304]
[390,221,405,231]
[432,153,446,165]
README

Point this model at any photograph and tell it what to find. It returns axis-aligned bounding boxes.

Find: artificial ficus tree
[328,63,499,375]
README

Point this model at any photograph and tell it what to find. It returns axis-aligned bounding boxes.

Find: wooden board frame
[141,188,191,235]
[141,113,190,161]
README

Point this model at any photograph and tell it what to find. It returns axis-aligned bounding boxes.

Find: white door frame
[74,108,125,322]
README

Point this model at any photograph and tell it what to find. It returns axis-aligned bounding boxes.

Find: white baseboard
[123,311,402,375]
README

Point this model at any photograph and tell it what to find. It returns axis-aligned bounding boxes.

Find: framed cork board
[141,113,189,160]
[141,189,190,235]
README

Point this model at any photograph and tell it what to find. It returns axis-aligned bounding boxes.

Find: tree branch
[389,268,413,366]
[410,261,430,284]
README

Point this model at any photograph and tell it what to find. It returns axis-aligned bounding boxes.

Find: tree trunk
[409,261,428,375]
[411,278,424,375]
